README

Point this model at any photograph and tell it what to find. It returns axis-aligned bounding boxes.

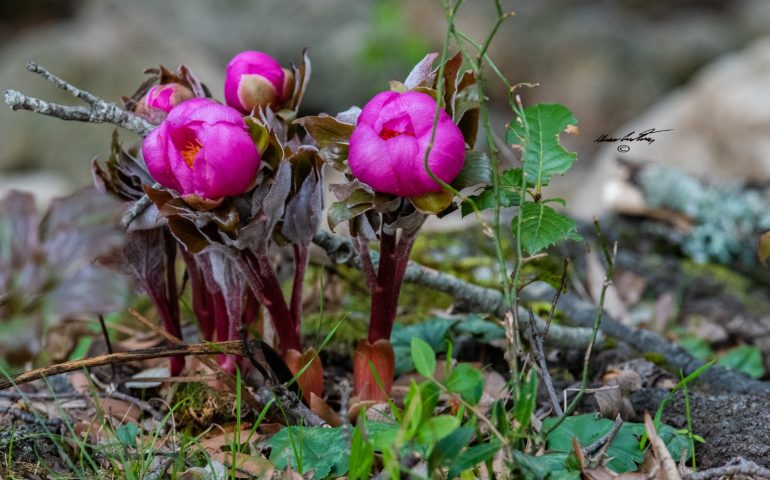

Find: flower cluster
[101,49,477,404]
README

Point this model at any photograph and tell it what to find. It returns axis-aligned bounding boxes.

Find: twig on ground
[584,413,623,457]
[684,457,770,480]
[145,457,175,480]
[106,390,163,421]
[312,229,770,396]
[313,230,599,350]
[130,309,325,427]
[0,341,244,391]
[3,62,153,136]
[0,405,62,428]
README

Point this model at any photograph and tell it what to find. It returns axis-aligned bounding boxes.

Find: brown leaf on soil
[199,423,256,454]
[644,411,682,480]
[209,452,275,479]
[96,397,141,423]
[310,393,341,427]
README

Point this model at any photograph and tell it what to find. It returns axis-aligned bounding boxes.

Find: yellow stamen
[181,139,202,168]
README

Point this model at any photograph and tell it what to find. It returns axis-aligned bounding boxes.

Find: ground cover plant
[2,1,770,479]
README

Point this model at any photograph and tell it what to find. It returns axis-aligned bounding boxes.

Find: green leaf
[452,314,505,343]
[511,451,570,479]
[718,345,765,379]
[115,423,138,449]
[418,415,461,444]
[452,151,491,189]
[429,427,475,470]
[543,414,692,473]
[446,363,484,406]
[514,370,538,435]
[269,426,348,478]
[391,317,455,375]
[460,168,524,217]
[461,189,521,217]
[514,202,581,254]
[411,337,436,377]
[678,337,714,360]
[348,425,373,480]
[447,441,502,478]
[506,103,578,189]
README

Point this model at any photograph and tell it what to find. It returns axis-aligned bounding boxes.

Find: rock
[579,35,770,218]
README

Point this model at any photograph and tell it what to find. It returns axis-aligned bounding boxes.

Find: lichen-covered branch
[313,229,598,349]
[4,62,153,137]
[313,229,770,397]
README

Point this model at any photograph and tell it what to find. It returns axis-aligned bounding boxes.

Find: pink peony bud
[143,83,194,113]
[141,98,260,199]
[224,51,287,114]
[348,91,466,197]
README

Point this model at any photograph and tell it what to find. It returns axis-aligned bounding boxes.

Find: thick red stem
[368,231,399,343]
[162,233,184,375]
[240,250,302,355]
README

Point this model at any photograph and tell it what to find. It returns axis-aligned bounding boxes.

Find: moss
[172,382,241,428]
[680,260,769,315]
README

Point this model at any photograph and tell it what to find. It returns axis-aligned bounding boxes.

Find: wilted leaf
[410,189,453,215]
[294,114,354,148]
[404,52,439,89]
[506,103,578,189]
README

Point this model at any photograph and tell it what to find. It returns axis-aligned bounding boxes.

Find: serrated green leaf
[514,202,581,254]
[269,426,348,478]
[418,415,460,444]
[411,337,436,377]
[506,103,578,189]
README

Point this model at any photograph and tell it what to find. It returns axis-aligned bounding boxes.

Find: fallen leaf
[310,393,341,427]
[644,412,681,480]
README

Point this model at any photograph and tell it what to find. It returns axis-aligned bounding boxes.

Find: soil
[631,388,770,469]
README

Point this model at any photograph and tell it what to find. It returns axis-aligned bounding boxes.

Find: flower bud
[224,51,287,113]
[141,98,260,199]
[348,91,465,197]
[144,83,194,113]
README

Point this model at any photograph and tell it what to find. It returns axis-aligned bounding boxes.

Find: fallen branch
[3,62,154,136]
[312,229,599,350]
[312,229,770,397]
[0,341,244,391]
[684,457,770,480]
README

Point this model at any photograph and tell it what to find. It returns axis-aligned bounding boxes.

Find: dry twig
[684,457,770,480]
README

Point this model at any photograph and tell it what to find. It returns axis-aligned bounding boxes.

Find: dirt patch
[631,388,770,469]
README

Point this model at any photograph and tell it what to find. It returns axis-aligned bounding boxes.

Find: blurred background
[3,0,770,217]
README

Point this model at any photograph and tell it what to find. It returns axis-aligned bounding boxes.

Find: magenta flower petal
[225,51,285,113]
[349,91,465,197]
[141,98,261,199]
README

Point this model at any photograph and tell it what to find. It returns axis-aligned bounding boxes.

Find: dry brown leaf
[96,397,140,423]
[644,412,681,480]
[199,424,256,454]
[310,393,341,427]
[654,292,675,333]
[209,452,275,479]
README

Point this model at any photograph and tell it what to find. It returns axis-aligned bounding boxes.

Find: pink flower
[348,91,465,197]
[144,83,194,113]
[224,51,289,114]
[142,98,260,199]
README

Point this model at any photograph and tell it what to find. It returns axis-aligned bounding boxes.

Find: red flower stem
[289,244,308,331]
[242,290,259,327]
[212,291,229,342]
[180,251,214,341]
[368,231,398,343]
[162,233,184,374]
[240,250,302,355]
